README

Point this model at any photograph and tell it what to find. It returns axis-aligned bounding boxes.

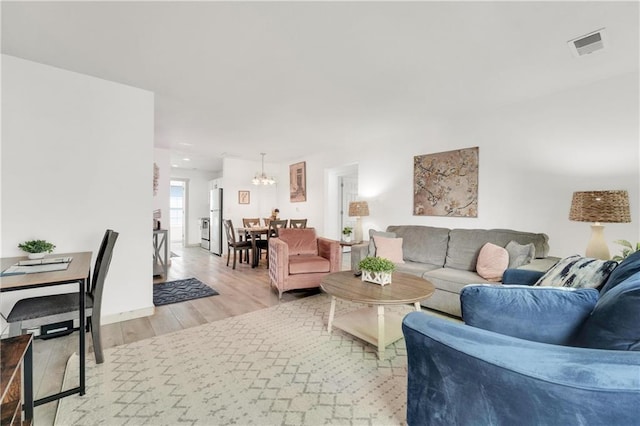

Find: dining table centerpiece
[358,256,396,286]
[18,239,56,259]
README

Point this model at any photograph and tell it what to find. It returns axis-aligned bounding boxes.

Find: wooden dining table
[0,251,92,406]
[237,227,269,267]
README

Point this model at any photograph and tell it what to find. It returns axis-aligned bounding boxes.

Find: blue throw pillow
[600,250,640,294]
[573,271,640,351]
[461,284,599,345]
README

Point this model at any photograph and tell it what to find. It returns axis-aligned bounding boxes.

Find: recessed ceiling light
[183,158,191,161]
[179,142,192,146]
[172,164,179,167]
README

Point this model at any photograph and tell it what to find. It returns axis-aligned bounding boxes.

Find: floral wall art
[413,147,479,217]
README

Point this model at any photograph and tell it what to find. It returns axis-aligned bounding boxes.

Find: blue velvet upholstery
[573,271,640,350]
[403,312,640,426]
[403,255,640,425]
[461,285,598,345]
[501,268,543,285]
[600,250,640,294]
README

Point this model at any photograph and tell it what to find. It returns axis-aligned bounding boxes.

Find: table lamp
[348,201,370,243]
[569,190,631,260]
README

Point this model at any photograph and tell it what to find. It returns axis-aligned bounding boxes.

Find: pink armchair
[268,228,341,299]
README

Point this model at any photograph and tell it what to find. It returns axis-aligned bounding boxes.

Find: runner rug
[153,277,219,306]
[55,293,421,425]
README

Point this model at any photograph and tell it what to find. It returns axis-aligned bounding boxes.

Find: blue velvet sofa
[402,251,640,425]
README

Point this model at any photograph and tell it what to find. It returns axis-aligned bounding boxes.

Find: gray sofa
[351,225,559,317]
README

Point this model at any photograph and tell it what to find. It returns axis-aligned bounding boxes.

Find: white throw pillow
[476,243,509,282]
[534,255,618,289]
[372,235,405,264]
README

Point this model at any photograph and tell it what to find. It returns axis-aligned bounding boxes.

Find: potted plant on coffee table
[342,226,353,243]
[18,239,56,260]
[358,256,396,286]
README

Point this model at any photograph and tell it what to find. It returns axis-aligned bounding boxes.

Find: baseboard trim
[102,306,155,325]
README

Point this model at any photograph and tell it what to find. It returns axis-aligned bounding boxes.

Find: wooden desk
[1,334,33,425]
[0,252,92,406]
[237,227,268,268]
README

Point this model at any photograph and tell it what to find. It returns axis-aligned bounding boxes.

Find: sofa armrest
[460,284,599,345]
[402,312,640,426]
[502,268,544,285]
[317,238,342,272]
[350,243,369,273]
[268,237,289,285]
[517,256,561,272]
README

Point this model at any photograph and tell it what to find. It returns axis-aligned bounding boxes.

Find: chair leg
[232,248,237,269]
[227,246,231,267]
[90,315,104,364]
[8,322,22,337]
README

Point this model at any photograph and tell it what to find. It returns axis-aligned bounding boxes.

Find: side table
[1,334,34,425]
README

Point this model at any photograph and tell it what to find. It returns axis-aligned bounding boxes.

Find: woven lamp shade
[569,190,631,223]
[348,201,370,217]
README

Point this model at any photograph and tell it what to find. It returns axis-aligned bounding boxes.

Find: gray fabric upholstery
[446,228,550,271]
[394,260,441,277]
[7,293,93,322]
[386,225,449,266]
[424,268,494,293]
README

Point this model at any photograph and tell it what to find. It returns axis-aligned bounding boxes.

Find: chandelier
[252,153,276,185]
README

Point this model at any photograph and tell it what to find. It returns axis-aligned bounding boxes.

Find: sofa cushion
[505,241,536,268]
[373,235,405,263]
[573,271,640,351]
[600,250,640,294]
[278,228,318,256]
[423,268,493,294]
[288,255,330,274]
[386,225,450,266]
[461,285,599,345]
[476,243,509,282]
[446,229,550,272]
[394,260,441,277]
[534,255,617,289]
[368,229,396,257]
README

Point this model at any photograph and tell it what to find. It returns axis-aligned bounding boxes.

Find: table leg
[327,296,336,334]
[251,233,258,268]
[23,338,34,421]
[414,302,421,311]
[79,277,86,395]
[377,305,385,360]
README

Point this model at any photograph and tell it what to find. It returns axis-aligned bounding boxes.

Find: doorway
[170,180,187,245]
[340,174,358,233]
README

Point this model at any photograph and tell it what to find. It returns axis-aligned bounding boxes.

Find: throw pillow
[373,235,405,263]
[476,243,509,282]
[534,255,617,289]
[505,240,536,268]
[572,270,640,351]
[600,250,640,294]
[368,229,396,256]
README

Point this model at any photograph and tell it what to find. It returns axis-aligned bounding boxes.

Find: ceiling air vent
[568,28,607,57]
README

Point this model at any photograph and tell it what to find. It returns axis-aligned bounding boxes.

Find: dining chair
[263,218,271,227]
[242,218,261,228]
[224,219,252,269]
[289,219,308,229]
[264,220,288,266]
[6,229,119,364]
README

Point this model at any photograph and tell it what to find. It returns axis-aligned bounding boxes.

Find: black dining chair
[224,219,252,269]
[263,220,288,266]
[6,229,118,364]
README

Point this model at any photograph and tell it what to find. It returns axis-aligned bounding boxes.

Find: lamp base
[585,223,610,260]
[354,217,364,243]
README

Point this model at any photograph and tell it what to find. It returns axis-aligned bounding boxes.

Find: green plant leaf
[614,239,633,249]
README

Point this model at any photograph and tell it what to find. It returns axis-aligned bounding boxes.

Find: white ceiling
[2,1,638,172]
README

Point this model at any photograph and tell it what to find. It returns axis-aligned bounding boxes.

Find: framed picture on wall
[289,161,306,202]
[238,190,250,205]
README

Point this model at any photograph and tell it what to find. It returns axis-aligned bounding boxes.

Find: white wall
[297,72,638,259]
[170,168,217,245]
[1,55,154,323]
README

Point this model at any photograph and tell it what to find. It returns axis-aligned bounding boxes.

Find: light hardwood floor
[32,245,349,425]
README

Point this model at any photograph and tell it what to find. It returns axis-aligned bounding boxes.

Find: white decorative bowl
[28,252,46,260]
[361,270,392,286]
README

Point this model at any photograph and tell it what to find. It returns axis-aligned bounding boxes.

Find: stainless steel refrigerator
[210,187,223,255]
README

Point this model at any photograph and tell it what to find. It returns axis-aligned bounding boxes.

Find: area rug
[55,293,417,425]
[153,277,219,306]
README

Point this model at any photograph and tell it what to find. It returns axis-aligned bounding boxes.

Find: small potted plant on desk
[18,239,56,260]
[358,256,396,286]
[342,226,353,243]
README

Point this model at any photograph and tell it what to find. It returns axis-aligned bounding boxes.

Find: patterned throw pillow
[505,241,536,268]
[534,255,618,289]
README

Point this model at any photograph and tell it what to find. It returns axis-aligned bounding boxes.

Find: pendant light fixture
[252,153,276,186]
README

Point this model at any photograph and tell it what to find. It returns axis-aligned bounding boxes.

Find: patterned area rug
[153,278,219,306]
[55,293,418,425]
